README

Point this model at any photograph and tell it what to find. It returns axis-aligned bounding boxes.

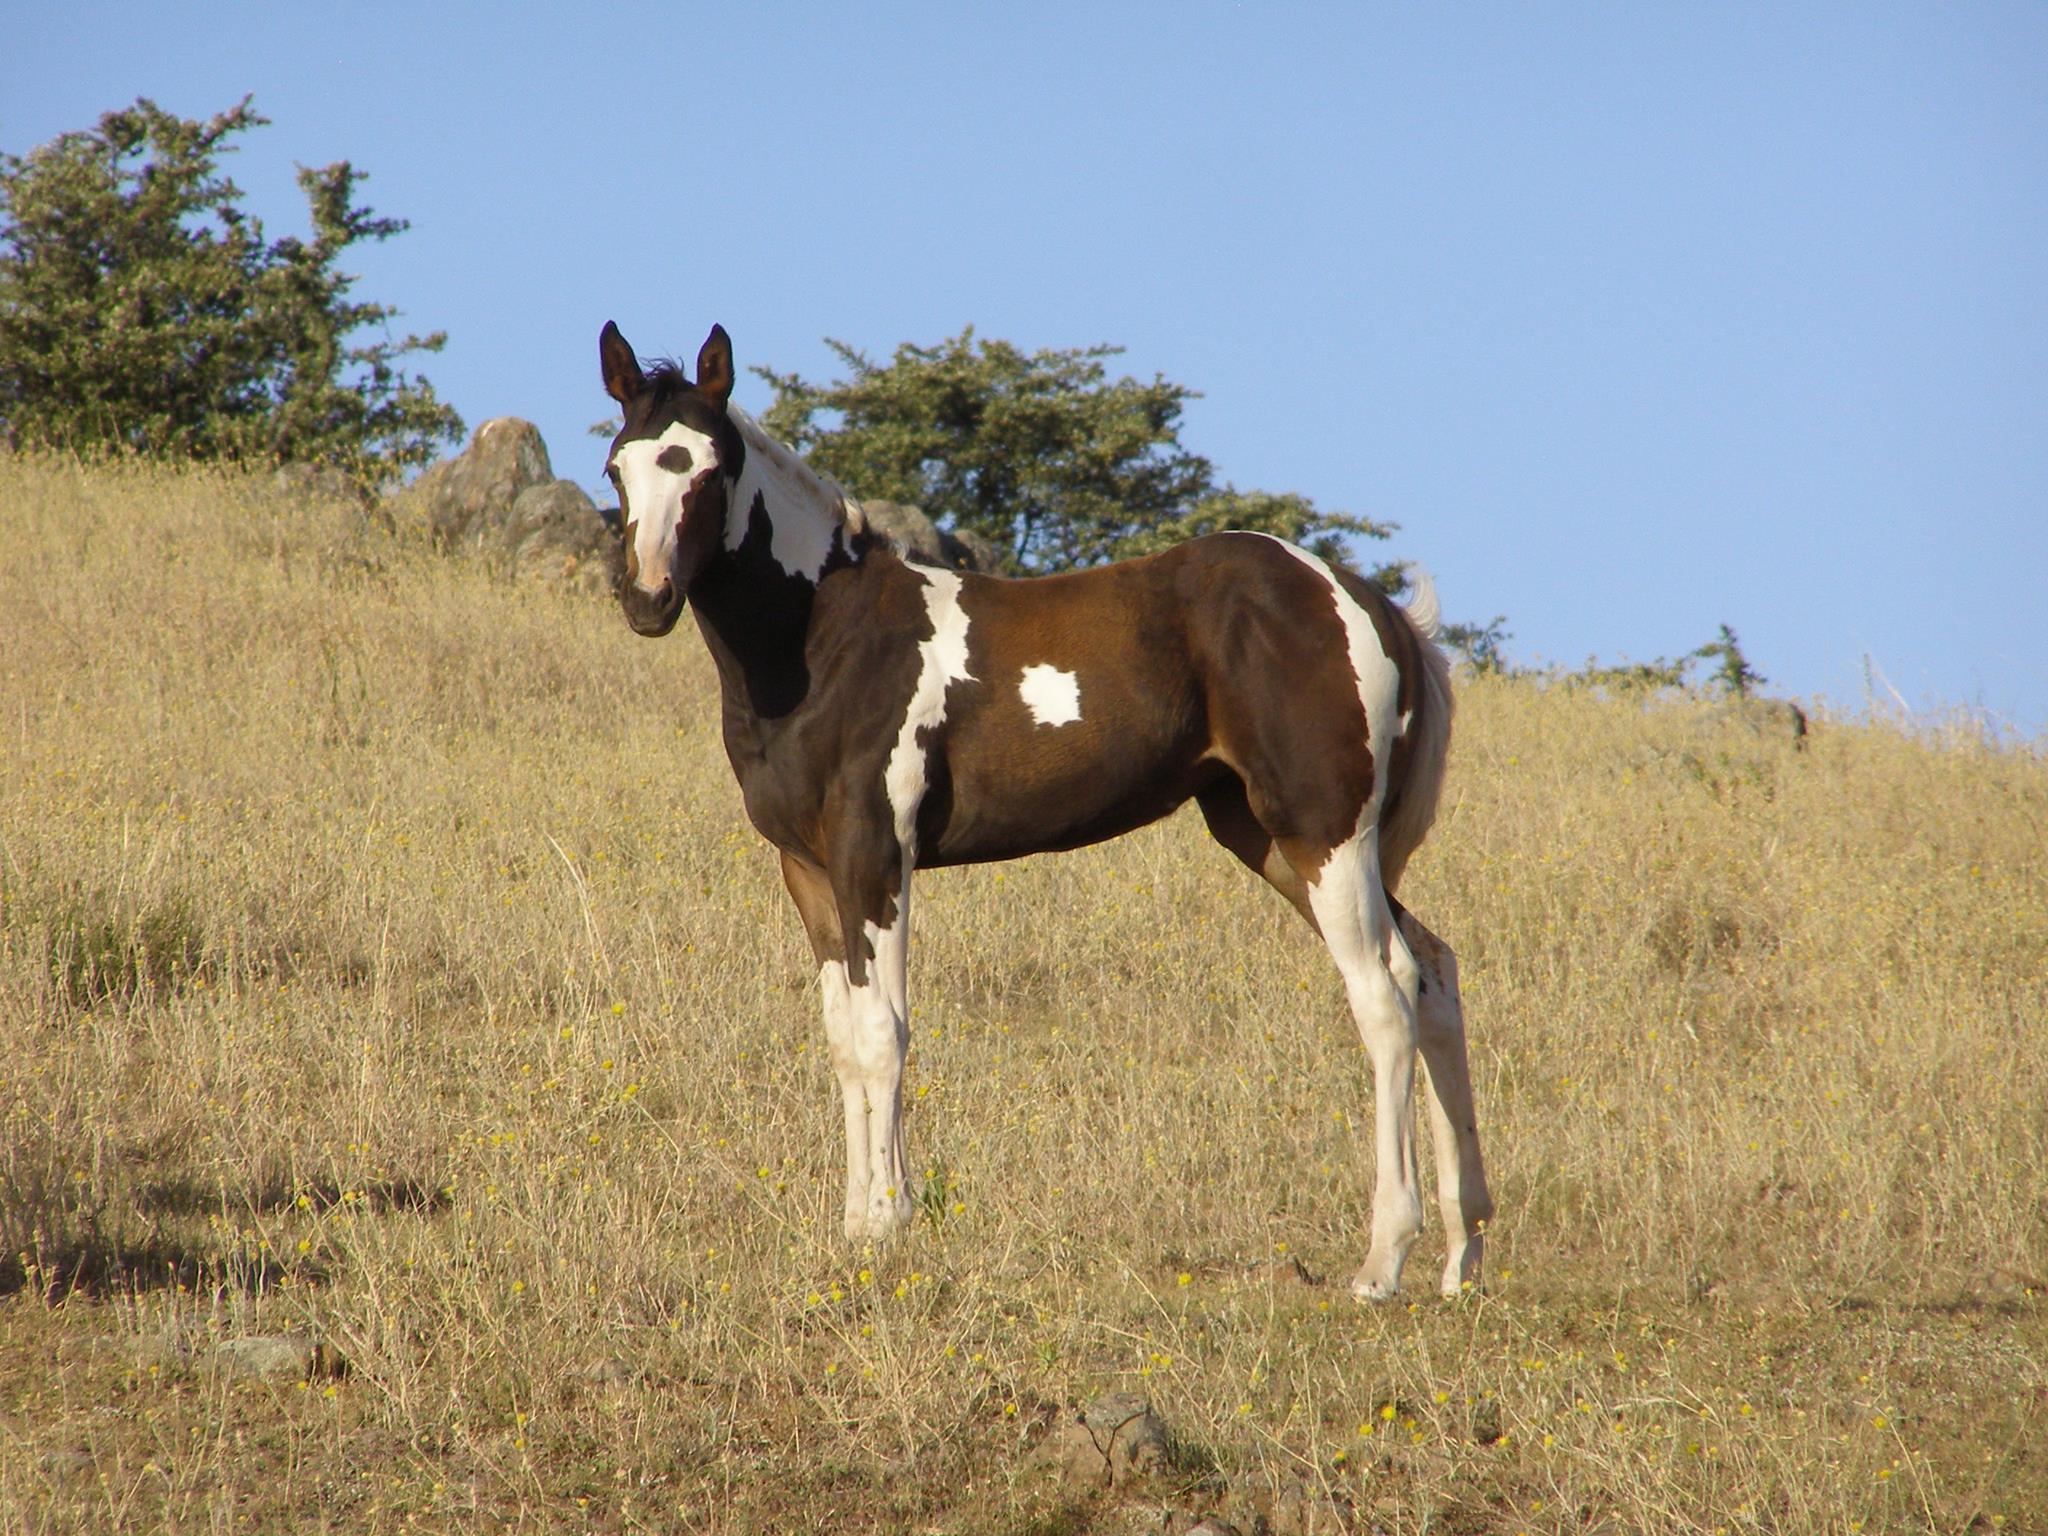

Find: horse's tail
[1378,567,1455,896]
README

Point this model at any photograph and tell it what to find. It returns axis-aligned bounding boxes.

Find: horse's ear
[696,324,734,410]
[600,320,645,405]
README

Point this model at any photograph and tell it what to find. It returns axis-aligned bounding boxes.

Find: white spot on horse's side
[1018,664,1081,727]
[614,421,717,594]
[885,570,975,854]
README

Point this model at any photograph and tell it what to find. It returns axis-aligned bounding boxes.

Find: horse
[598,320,1494,1300]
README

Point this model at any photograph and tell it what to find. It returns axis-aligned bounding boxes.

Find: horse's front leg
[837,845,916,1242]
[847,888,913,1236]
[780,853,872,1239]
[780,843,918,1243]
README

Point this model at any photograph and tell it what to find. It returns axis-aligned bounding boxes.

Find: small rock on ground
[207,1335,336,1382]
[576,1357,637,1390]
[1036,1392,1172,1488]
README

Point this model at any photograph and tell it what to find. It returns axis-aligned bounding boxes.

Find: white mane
[724,408,865,581]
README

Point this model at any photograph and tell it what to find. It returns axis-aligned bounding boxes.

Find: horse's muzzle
[619,577,685,637]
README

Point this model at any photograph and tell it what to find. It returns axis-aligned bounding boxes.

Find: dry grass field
[1,454,2043,1534]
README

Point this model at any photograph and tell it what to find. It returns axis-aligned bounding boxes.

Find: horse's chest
[721,707,900,858]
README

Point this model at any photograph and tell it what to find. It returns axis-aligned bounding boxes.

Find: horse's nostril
[620,575,683,636]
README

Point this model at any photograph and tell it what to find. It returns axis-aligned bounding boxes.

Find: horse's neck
[722,409,858,583]
[687,546,818,733]
[688,413,863,730]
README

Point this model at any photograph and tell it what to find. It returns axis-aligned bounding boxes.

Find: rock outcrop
[385,417,617,588]
[858,498,1000,573]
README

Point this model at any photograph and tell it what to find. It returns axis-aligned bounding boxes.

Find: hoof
[863,1192,917,1243]
[1350,1238,1413,1303]
[1440,1234,1487,1298]
[1350,1268,1401,1304]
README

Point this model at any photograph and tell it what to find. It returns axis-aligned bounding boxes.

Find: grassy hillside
[1,454,2043,1533]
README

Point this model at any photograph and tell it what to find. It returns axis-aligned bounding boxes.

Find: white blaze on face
[611,421,719,594]
[1018,663,1081,726]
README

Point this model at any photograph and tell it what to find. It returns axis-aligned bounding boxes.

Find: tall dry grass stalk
[1,452,2042,1532]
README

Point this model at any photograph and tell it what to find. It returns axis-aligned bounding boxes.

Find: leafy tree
[1442,613,1513,674]
[757,328,1397,579]
[1693,623,1765,698]
[0,97,461,484]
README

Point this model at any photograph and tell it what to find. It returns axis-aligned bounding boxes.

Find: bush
[0,97,461,486]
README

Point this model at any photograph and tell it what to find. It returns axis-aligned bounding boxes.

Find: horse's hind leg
[1287,826,1426,1302]
[1393,903,1495,1296]
[1197,778,1319,932]
[1203,781,1428,1299]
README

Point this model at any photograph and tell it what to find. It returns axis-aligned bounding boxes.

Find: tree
[1693,623,1765,698]
[757,329,1398,580]
[0,97,461,484]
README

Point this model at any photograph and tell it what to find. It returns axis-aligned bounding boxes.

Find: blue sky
[8,4,2046,732]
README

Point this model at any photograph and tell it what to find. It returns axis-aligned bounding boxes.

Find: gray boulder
[502,479,618,589]
[857,499,995,572]
[942,526,1005,574]
[859,499,947,565]
[400,416,554,548]
[386,417,616,585]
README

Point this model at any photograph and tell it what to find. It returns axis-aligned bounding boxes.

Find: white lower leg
[1418,1051,1489,1295]
[847,1003,913,1238]
[1396,910,1494,1296]
[819,962,872,1241]
[1351,964,1424,1300]
[1307,835,1424,1302]
[850,904,916,1241]
[1417,983,1493,1294]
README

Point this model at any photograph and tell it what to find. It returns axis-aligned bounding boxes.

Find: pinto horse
[599,321,1494,1300]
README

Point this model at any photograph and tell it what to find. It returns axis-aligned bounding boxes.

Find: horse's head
[600,320,745,637]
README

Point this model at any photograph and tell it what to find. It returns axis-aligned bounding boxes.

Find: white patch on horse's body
[885,569,975,853]
[724,407,858,582]
[615,421,718,594]
[1018,664,1081,726]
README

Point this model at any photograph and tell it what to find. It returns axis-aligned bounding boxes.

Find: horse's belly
[919,725,1211,866]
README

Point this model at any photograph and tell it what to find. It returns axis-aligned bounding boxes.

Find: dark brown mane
[639,359,694,406]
